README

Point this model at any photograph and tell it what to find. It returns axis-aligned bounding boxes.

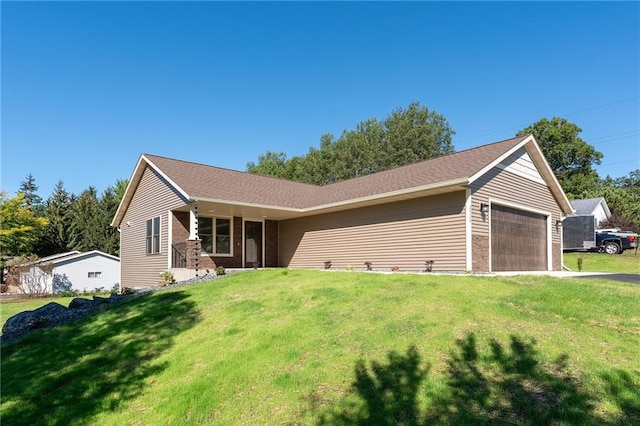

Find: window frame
[146,216,161,255]
[197,216,233,256]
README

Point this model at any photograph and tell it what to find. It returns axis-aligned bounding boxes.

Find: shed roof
[570,197,611,217]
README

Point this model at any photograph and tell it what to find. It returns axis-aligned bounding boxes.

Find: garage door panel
[491,205,546,271]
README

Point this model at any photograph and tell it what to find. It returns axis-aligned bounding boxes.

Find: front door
[245,221,262,268]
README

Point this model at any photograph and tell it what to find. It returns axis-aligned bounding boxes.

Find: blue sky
[2,1,639,199]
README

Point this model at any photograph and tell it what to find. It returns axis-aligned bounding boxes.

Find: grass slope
[564,250,640,273]
[1,270,639,425]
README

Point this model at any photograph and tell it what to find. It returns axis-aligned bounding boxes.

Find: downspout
[117,226,122,293]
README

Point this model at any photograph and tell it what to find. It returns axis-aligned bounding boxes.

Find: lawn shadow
[313,333,637,425]
[1,290,201,425]
[316,345,428,425]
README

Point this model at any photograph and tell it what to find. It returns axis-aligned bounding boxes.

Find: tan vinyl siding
[279,191,467,271]
[471,166,563,271]
[471,167,562,242]
[120,166,186,287]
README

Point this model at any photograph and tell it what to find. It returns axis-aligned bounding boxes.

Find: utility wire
[455,96,639,144]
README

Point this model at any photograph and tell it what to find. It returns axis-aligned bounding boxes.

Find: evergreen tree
[35,181,74,256]
[99,185,121,256]
[18,174,43,207]
[67,187,101,252]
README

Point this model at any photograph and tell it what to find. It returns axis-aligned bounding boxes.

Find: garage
[491,204,547,271]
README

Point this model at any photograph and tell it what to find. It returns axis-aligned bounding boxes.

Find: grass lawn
[564,249,640,273]
[1,270,639,425]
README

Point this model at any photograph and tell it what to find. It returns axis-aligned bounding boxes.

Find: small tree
[7,255,54,296]
[0,192,48,257]
[599,212,640,234]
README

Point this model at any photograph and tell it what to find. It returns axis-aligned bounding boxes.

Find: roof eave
[303,178,470,214]
[111,154,190,227]
[191,178,470,218]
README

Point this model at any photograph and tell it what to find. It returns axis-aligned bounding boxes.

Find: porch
[168,209,279,275]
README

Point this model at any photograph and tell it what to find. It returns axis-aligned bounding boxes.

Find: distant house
[112,135,574,288]
[20,251,120,294]
[570,197,612,226]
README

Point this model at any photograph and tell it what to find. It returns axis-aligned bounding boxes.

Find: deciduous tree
[0,192,48,256]
[247,101,455,185]
[516,117,603,198]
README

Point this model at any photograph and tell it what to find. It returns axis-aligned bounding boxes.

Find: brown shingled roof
[312,136,527,206]
[144,135,528,208]
[112,134,575,226]
[144,154,317,209]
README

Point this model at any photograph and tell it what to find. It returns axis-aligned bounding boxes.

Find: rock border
[0,271,239,345]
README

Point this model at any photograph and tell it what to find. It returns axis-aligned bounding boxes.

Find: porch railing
[171,243,187,268]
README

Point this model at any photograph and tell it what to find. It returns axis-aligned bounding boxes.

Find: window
[198,217,231,255]
[88,272,102,278]
[146,216,161,254]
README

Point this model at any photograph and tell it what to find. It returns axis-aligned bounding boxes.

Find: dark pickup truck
[562,215,638,254]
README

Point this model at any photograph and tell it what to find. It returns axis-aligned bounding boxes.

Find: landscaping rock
[1,296,131,345]
[2,302,68,336]
[1,269,246,345]
[92,295,111,304]
[69,297,93,309]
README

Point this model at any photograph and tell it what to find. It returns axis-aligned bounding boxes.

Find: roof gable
[570,197,611,217]
[41,250,120,265]
[112,135,573,226]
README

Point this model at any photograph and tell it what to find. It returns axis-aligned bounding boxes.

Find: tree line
[247,103,639,232]
[0,178,128,259]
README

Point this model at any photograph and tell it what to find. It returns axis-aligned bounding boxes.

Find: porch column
[188,202,200,276]
[189,202,198,240]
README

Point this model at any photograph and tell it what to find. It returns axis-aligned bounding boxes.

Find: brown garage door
[491,205,547,271]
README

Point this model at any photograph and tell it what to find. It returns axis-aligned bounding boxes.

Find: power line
[590,132,640,146]
[588,130,638,143]
[562,97,639,118]
[597,159,640,167]
[455,96,640,144]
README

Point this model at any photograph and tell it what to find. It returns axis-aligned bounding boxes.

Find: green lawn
[1,270,639,425]
[564,249,640,273]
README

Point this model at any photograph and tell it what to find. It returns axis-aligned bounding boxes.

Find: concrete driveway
[492,270,639,284]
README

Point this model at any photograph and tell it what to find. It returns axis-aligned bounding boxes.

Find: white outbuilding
[25,251,120,294]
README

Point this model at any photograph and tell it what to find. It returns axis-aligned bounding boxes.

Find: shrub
[215,266,226,276]
[7,255,54,296]
[159,270,175,286]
